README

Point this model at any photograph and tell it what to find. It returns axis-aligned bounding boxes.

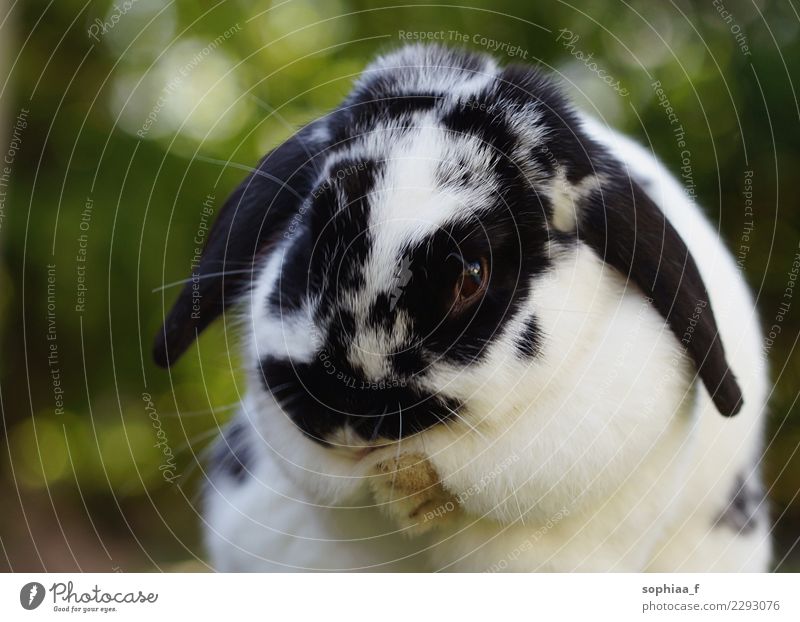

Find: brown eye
[452,256,489,313]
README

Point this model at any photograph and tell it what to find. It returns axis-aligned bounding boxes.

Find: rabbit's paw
[370,453,460,536]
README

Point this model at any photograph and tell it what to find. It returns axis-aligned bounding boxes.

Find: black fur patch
[515,316,543,358]
[715,474,765,534]
[394,198,551,367]
[441,95,517,163]
[259,356,460,444]
[496,64,597,183]
[269,158,382,315]
[338,92,443,141]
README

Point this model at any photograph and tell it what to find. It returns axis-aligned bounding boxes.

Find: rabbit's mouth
[258,355,461,446]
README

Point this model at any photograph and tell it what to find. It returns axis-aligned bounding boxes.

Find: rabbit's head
[154,45,742,516]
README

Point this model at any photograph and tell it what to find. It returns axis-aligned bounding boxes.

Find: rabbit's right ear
[495,65,742,416]
[152,121,330,368]
[575,172,743,416]
[545,146,743,417]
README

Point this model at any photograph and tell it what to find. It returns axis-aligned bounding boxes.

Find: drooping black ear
[491,64,741,415]
[490,64,741,415]
[574,163,743,416]
[153,121,330,368]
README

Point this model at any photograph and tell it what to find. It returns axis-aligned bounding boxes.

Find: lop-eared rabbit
[155,45,770,571]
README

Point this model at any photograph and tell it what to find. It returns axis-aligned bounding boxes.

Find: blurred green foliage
[1,0,798,570]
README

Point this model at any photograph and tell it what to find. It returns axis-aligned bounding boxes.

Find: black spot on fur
[390,342,426,377]
[528,145,558,178]
[326,309,356,351]
[441,96,517,163]
[367,293,393,331]
[715,474,765,534]
[259,356,459,444]
[515,316,543,358]
[344,92,442,133]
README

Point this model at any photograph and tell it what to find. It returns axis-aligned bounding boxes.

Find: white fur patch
[549,170,604,232]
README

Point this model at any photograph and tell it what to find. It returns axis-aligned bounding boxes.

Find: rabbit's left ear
[152,120,330,368]
[550,163,743,416]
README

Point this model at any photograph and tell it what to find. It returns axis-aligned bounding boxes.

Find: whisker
[194,155,306,203]
[172,427,222,458]
[265,382,300,396]
[446,405,489,443]
[512,487,527,527]
[151,269,255,293]
[202,259,261,267]
[432,411,458,436]
[369,407,388,443]
[273,392,306,413]
[535,306,599,316]
[160,402,240,418]
[390,402,404,501]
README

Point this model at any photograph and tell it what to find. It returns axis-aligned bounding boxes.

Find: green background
[1,0,798,571]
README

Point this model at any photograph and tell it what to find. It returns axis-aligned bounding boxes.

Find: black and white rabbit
[154,44,770,571]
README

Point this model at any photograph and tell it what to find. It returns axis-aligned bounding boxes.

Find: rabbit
[154,44,771,572]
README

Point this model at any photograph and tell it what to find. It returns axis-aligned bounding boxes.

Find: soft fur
[155,44,770,571]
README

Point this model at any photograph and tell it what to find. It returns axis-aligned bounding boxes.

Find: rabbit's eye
[451,256,489,313]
